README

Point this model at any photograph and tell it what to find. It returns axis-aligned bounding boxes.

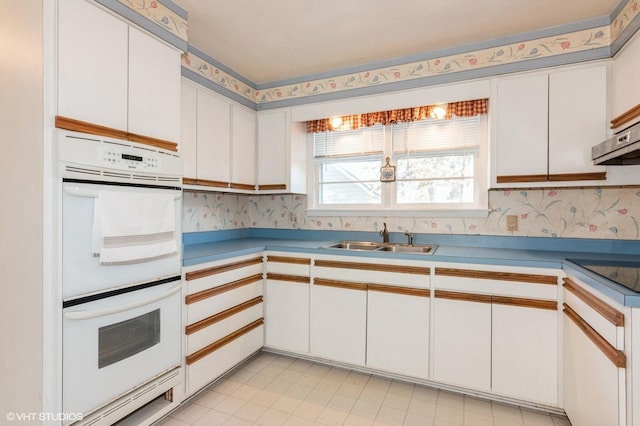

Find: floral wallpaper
[182,187,640,240]
[118,0,188,42]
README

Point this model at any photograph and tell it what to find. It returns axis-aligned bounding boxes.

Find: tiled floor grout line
[159,352,572,426]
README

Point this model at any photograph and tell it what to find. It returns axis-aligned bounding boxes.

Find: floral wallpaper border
[179,0,639,106]
[182,187,640,241]
[118,0,188,42]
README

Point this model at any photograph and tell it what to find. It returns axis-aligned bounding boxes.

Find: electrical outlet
[289,212,298,224]
[506,215,518,231]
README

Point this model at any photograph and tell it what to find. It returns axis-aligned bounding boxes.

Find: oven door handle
[64,186,182,200]
[64,283,182,320]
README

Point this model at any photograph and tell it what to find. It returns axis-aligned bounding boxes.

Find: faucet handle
[404,230,413,245]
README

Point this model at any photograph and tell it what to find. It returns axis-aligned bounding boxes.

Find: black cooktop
[568,258,640,293]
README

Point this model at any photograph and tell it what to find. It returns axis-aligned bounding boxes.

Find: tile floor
[158,352,571,426]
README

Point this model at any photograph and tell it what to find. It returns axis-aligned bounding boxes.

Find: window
[308,110,488,216]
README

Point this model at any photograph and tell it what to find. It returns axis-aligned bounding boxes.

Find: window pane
[320,160,382,183]
[319,181,381,204]
[397,178,474,204]
[397,154,474,179]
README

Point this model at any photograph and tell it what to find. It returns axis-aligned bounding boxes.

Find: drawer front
[434,267,558,300]
[266,254,311,277]
[187,300,263,355]
[186,323,264,395]
[314,259,430,289]
[186,279,263,324]
[185,256,263,295]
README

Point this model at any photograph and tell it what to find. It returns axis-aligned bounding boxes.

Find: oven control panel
[101,146,160,171]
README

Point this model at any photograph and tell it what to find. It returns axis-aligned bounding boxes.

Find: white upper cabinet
[128,27,181,143]
[611,32,640,129]
[257,109,307,193]
[58,0,181,145]
[231,106,257,189]
[196,88,231,184]
[58,0,128,131]
[180,81,198,179]
[492,63,608,187]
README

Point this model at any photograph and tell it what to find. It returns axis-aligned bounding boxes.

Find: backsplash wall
[182,187,640,240]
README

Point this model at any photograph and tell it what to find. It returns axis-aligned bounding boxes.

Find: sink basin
[376,244,436,254]
[322,241,384,251]
[321,241,437,255]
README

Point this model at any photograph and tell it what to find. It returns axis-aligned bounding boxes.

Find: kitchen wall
[183,186,640,240]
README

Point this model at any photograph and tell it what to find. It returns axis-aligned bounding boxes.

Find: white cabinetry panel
[196,89,231,183]
[232,106,257,188]
[58,0,128,131]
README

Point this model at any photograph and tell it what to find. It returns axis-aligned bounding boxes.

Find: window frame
[307,115,490,217]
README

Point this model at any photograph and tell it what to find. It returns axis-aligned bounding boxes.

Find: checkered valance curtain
[306,98,488,133]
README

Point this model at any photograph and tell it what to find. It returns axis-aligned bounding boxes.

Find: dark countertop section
[182,228,640,307]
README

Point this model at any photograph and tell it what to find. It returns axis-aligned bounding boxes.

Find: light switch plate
[506,215,518,231]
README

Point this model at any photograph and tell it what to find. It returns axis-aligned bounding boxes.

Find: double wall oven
[58,131,183,425]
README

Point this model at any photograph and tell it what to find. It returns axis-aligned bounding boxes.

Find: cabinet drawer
[185,256,263,295]
[186,298,263,355]
[434,267,558,299]
[314,259,430,288]
[266,255,311,276]
[186,278,263,324]
[563,277,625,349]
[186,323,264,395]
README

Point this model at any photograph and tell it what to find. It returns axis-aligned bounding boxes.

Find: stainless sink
[321,241,437,255]
[376,244,436,254]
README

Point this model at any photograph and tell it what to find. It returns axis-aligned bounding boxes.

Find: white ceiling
[174,0,620,85]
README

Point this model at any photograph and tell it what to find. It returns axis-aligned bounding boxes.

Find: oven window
[98,309,160,369]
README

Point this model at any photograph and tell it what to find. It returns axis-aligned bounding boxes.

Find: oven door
[62,278,182,416]
[62,180,182,299]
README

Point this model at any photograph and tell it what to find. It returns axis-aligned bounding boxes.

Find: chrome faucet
[404,230,414,245]
[380,222,389,243]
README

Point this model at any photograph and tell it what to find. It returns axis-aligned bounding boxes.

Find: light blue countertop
[182,229,640,307]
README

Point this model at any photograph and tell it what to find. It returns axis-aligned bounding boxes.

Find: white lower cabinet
[264,254,311,354]
[562,276,627,426]
[433,293,492,391]
[183,255,265,396]
[367,288,430,379]
[492,302,558,405]
[433,266,560,406]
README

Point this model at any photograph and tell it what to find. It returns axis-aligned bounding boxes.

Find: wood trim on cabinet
[230,182,256,191]
[434,290,492,304]
[563,303,626,368]
[257,184,287,191]
[611,103,640,129]
[182,177,230,188]
[368,283,430,297]
[435,267,558,285]
[55,116,178,152]
[266,256,311,265]
[492,295,557,310]
[56,115,128,140]
[185,274,263,305]
[548,172,606,182]
[563,278,624,326]
[314,259,430,275]
[186,318,264,365]
[125,132,178,152]
[185,257,263,281]
[314,278,367,291]
[266,273,310,284]
[496,174,549,184]
[185,296,263,335]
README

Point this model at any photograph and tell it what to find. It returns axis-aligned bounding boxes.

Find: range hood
[592,121,640,165]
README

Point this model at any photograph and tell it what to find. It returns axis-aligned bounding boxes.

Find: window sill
[306,208,491,218]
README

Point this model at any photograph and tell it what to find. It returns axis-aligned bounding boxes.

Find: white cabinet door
[310,282,367,366]
[197,90,231,183]
[231,106,257,188]
[265,279,309,354]
[58,0,128,131]
[432,295,491,391]
[180,81,198,179]
[495,73,549,180]
[563,313,621,426]
[257,110,288,188]
[492,303,558,406]
[611,32,640,126]
[548,65,607,177]
[128,26,181,143]
[367,288,429,379]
